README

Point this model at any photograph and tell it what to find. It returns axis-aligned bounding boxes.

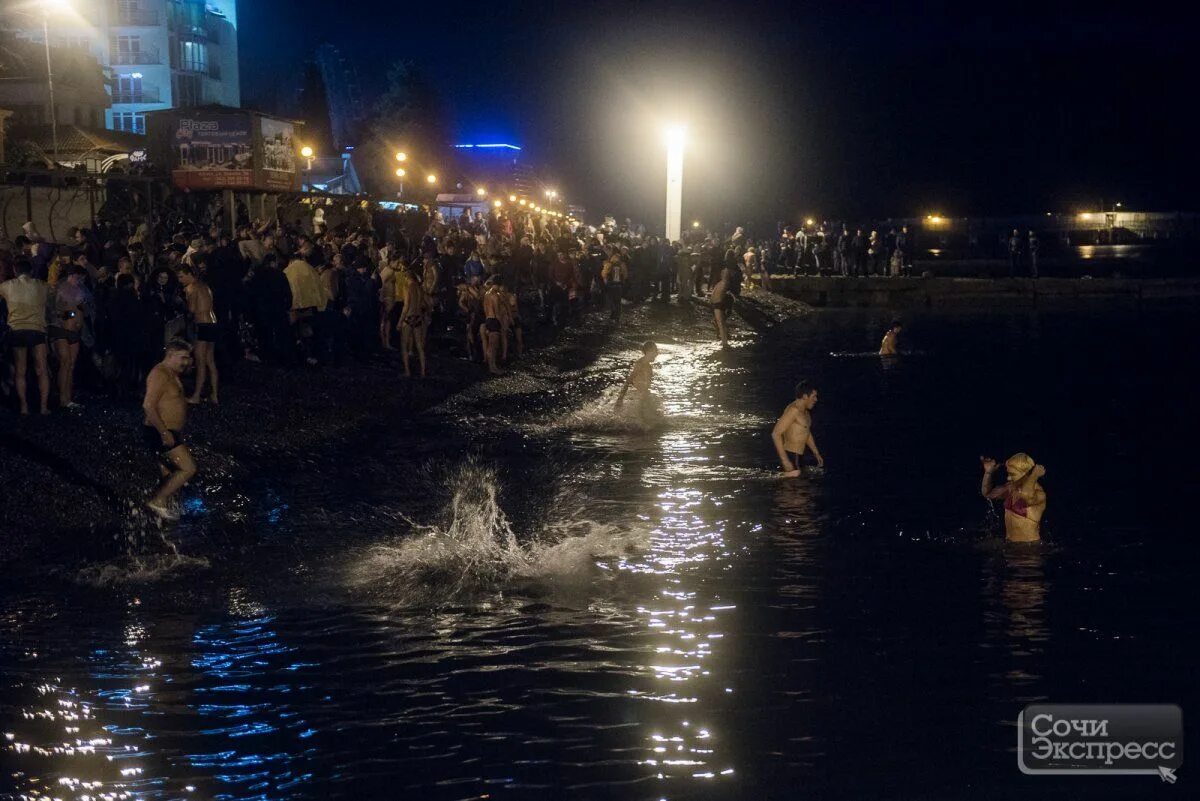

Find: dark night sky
[239,0,1195,230]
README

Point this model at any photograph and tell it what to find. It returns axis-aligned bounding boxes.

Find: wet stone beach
[1,299,1197,801]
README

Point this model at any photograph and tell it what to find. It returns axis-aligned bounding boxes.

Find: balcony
[114,9,161,26]
[112,87,162,104]
[110,47,162,65]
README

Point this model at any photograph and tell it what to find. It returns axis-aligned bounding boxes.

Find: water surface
[2,305,1196,800]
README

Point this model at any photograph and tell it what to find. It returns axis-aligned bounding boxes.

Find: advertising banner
[170,112,253,189]
[259,116,297,191]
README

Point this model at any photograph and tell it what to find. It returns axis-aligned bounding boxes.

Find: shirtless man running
[615,340,660,421]
[179,264,219,405]
[142,339,197,519]
[771,380,825,477]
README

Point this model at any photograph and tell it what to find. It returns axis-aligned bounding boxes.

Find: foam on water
[76,553,210,586]
[348,461,647,605]
[72,503,211,586]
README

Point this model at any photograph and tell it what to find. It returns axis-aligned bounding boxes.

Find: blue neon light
[454,143,522,151]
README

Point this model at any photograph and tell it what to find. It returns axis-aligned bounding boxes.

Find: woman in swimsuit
[981,453,1047,542]
[398,265,429,377]
[49,266,89,410]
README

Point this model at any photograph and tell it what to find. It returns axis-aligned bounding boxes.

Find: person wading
[142,339,197,520]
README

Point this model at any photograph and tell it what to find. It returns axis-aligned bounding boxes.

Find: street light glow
[493,199,502,208]
[508,194,517,202]
[664,124,687,148]
[476,187,486,197]
[519,199,527,206]
[395,151,407,162]
[692,221,700,228]
[805,218,815,226]
[426,174,437,184]
[300,146,313,159]
[395,168,406,177]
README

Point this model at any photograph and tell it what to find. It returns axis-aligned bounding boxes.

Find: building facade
[3,0,240,135]
[313,43,364,151]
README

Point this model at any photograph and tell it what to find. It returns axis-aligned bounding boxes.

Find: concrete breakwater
[767,276,1200,309]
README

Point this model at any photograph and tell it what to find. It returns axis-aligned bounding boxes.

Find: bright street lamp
[664,124,686,242]
[476,187,486,197]
[395,151,407,162]
[395,167,406,177]
[692,220,700,228]
[508,194,517,202]
[519,199,527,206]
[426,174,437,184]
[493,199,502,208]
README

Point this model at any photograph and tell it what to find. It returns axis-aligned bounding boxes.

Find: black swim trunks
[195,322,219,342]
[787,451,819,469]
[142,424,186,455]
[716,294,734,314]
[7,329,47,348]
[48,325,82,344]
[484,317,501,333]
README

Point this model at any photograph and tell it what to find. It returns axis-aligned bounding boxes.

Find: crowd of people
[733,222,919,278]
[0,203,773,515]
[2,203,1050,533]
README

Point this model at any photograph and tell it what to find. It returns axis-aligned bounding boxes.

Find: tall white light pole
[665,125,686,243]
[40,0,67,161]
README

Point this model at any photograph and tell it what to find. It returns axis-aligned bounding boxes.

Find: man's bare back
[186,282,216,323]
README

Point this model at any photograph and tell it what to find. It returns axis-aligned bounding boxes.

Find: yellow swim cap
[1006,453,1035,481]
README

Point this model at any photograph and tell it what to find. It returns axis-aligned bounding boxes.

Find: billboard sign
[171,112,253,189]
[259,116,297,191]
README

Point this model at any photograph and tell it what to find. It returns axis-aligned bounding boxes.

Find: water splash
[349,461,646,605]
[74,501,209,586]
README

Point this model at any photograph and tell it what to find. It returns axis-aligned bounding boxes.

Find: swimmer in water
[772,380,825,477]
[980,453,1046,542]
[615,340,660,420]
[772,381,820,474]
[879,319,902,356]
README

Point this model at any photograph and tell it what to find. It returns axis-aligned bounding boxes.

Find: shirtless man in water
[879,319,902,356]
[981,453,1046,542]
[771,380,825,477]
[615,340,660,419]
[142,340,197,519]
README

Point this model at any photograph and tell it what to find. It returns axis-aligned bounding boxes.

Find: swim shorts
[7,329,47,348]
[48,326,82,344]
[142,424,186,455]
